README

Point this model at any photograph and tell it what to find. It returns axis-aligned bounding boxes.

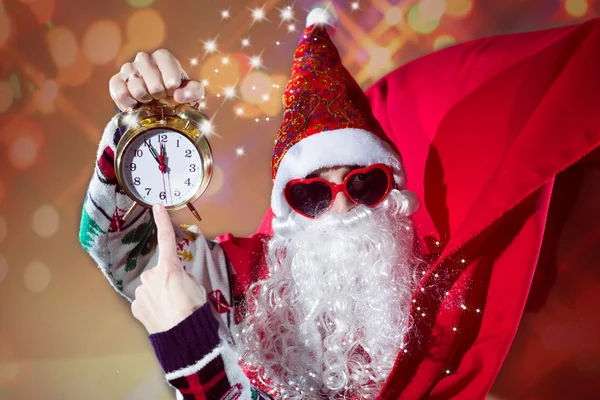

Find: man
[82,8,419,399]
[80,6,600,400]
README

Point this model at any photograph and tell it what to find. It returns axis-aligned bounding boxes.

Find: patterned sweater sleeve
[78,115,235,332]
[149,303,274,400]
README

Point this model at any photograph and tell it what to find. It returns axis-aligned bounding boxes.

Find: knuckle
[147,84,165,96]
[119,62,134,73]
[113,88,131,102]
[164,77,181,90]
[135,51,151,62]
[153,48,172,58]
[129,86,148,99]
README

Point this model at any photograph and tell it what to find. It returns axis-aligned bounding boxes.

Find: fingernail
[153,204,161,213]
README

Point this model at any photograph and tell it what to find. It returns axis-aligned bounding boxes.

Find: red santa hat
[270,7,418,218]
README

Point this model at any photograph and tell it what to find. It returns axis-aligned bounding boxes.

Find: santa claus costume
[79,6,600,400]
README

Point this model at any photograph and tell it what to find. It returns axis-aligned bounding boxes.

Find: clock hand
[160,143,173,203]
[158,143,166,173]
[147,142,161,165]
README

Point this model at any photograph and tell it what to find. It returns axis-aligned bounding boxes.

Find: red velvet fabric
[217,18,600,399]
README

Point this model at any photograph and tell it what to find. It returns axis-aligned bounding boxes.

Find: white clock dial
[121,128,203,207]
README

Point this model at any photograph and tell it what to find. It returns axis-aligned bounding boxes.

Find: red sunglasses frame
[284,163,394,219]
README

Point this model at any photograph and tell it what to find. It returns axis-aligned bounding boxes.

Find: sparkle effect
[279,5,294,24]
[202,38,218,55]
[249,54,264,70]
[250,5,268,24]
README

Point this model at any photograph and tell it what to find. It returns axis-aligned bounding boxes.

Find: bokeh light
[240,71,271,105]
[126,9,165,49]
[364,42,394,76]
[56,51,93,87]
[259,74,286,117]
[8,134,41,170]
[0,253,7,284]
[203,165,224,196]
[199,53,242,96]
[32,204,60,238]
[33,80,58,114]
[0,216,6,244]
[0,8,11,49]
[83,20,122,65]
[445,0,474,17]
[6,119,44,170]
[23,260,51,293]
[420,0,447,22]
[385,7,403,26]
[47,26,78,69]
[127,0,156,8]
[433,34,457,50]
[408,2,441,35]
[232,101,262,118]
[0,81,13,113]
[26,0,56,24]
[565,0,588,17]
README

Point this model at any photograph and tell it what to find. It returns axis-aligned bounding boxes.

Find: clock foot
[187,202,202,222]
[123,202,139,220]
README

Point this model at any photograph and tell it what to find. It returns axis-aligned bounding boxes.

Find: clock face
[121,128,204,207]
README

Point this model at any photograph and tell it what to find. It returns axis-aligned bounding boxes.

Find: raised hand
[130,204,206,334]
[109,49,205,111]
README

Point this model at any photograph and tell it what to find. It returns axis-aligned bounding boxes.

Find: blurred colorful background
[0,0,599,399]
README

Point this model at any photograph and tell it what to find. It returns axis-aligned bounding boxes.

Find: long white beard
[237,190,419,399]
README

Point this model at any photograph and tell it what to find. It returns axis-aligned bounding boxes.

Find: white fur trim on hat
[271,128,412,218]
[306,7,338,36]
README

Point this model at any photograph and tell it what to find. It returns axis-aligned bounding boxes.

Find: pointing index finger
[153,204,179,266]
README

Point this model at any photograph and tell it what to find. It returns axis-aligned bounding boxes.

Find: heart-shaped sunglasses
[284,164,394,219]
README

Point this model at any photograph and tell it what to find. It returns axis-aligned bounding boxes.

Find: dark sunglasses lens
[287,181,333,217]
[346,168,390,206]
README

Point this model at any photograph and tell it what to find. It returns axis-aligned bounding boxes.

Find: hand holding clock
[109,49,205,111]
[131,204,207,334]
[111,49,210,221]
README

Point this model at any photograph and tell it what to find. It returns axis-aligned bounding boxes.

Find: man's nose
[329,191,355,213]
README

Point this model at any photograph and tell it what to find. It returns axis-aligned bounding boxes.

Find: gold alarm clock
[114,100,213,222]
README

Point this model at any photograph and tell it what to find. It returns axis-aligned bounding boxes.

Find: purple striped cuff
[149,303,220,373]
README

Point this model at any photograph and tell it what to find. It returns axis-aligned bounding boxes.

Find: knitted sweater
[78,115,273,399]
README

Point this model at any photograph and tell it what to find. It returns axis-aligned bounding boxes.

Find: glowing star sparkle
[202,38,218,55]
[220,9,230,19]
[279,5,294,25]
[287,23,296,32]
[235,147,245,157]
[235,107,244,116]
[190,58,199,66]
[221,56,230,65]
[241,37,251,48]
[223,86,236,99]
[250,6,267,24]
[122,113,138,127]
[351,1,360,11]
[249,54,263,70]
[201,79,209,86]
[200,119,214,135]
